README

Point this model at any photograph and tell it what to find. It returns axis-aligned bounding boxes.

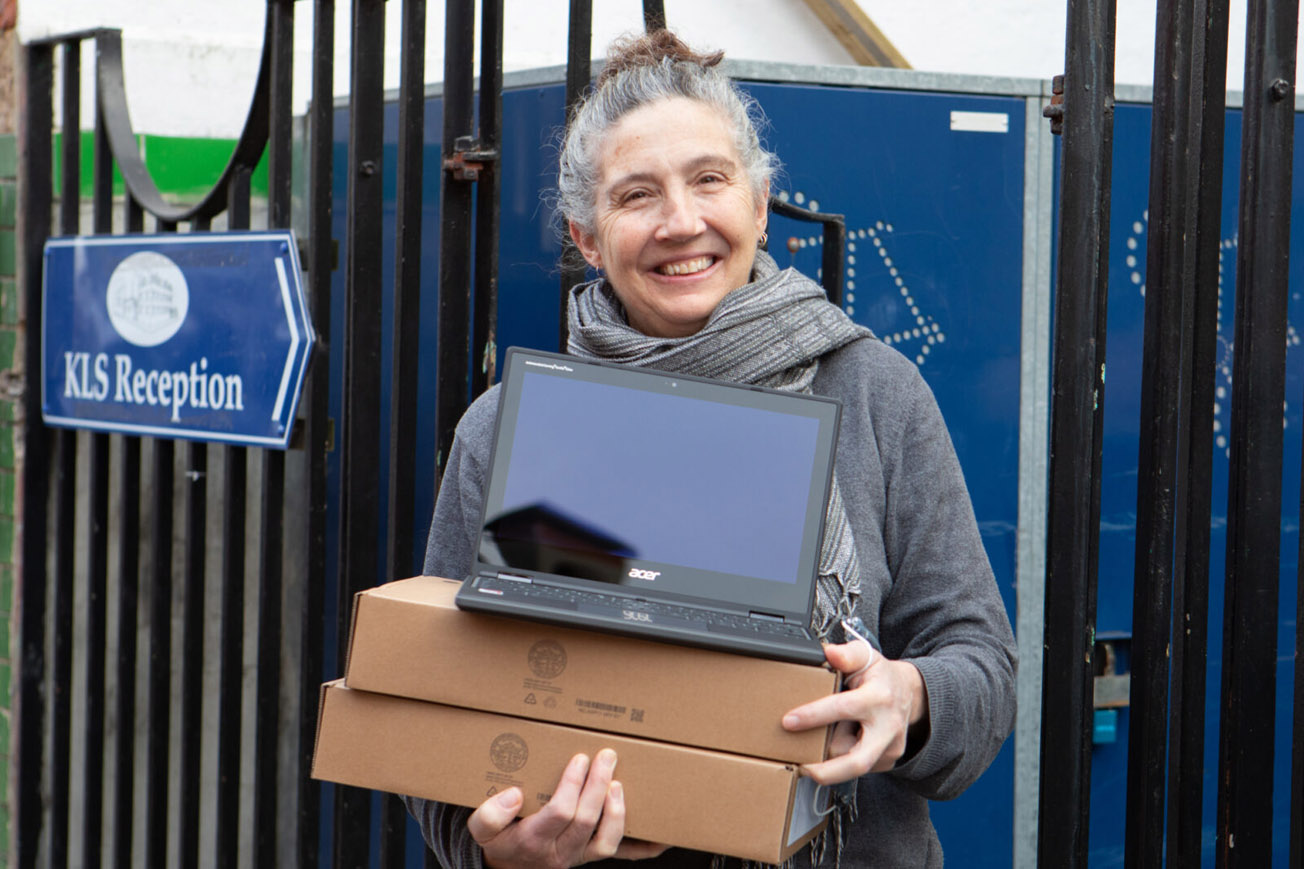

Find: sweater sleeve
[406,391,497,868]
[876,365,1017,801]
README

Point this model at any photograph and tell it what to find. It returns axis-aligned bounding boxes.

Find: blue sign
[42,230,315,449]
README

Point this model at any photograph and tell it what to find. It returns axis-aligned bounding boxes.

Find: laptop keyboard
[474,575,813,640]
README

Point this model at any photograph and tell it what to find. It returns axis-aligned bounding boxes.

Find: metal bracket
[443,136,500,182]
[1043,73,1065,136]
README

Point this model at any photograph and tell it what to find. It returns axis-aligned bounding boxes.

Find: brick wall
[0,127,14,865]
[0,12,18,864]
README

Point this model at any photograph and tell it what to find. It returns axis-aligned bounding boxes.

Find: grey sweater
[406,337,1017,868]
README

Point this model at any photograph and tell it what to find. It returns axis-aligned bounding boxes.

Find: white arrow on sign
[271,255,301,424]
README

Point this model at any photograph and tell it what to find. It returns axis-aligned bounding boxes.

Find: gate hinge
[1043,74,1065,135]
[443,136,500,181]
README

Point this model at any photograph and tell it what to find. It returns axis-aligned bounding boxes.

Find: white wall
[16,0,1304,139]
[861,0,1263,93]
[18,0,851,138]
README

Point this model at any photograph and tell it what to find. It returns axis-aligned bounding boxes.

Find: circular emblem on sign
[527,640,567,679]
[105,251,190,347]
[489,733,529,773]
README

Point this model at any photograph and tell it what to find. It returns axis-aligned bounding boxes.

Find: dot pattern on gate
[776,189,947,368]
[1124,211,1301,458]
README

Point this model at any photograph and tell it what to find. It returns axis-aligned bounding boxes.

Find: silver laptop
[453,347,841,666]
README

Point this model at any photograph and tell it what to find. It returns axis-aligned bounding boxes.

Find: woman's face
[569,96,768,338]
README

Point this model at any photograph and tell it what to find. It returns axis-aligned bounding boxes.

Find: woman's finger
[466,787,523,845]
[782,685,868,732]
[582,778,627,862]
[518,752,590,842]
[823,640,877,679]
[556,748,617,855]
[801,721,895,785]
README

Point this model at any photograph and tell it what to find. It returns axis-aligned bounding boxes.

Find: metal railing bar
[1037,0,1116,864]
[49,39,82,869]
[334,0,388,862]
[643,0,666,31]
[434,0,476,483]
[1125,0,1197,859]
[558,0,592,351]
[112,434,141,869]
[59,41,80,236]
[114,193,146,869]
[1165,0,1228,862]
[387,0,428,593]
[16,41,54,869]
[379,794,408,869]
[216,442,248,868]
[766,197,847,305]
[1216,0,1298,862]
[51,426,76,869]
[216,167,253,868]
[81,88,116,869]
[145,436,174,869]
[89,18,271,223]
[254,446,285,868]
[297,1,335,865]
[254,4,294,863]
[144,222,177,869]
[178,436,208,867]
[471,0,503,397]
[82,429,110,869]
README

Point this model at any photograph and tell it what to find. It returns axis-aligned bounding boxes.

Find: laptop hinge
[748,610,784,622]
[495,571,533,583]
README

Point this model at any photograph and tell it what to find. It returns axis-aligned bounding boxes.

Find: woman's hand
[468,749,670,869]
[781,641,929,785]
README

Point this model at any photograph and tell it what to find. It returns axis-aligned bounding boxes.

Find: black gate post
[335,0,387,863]
[434,0,477,480]
[15,39,53,869]
[1038,0,1116,865]
[1217,0,1298,864]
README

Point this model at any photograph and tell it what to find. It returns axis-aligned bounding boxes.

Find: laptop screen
[476,349,840,618]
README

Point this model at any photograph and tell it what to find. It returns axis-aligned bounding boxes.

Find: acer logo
[622,610,653,622]
[628,568,661,580]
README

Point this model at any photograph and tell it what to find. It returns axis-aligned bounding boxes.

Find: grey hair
[557,54,779,235]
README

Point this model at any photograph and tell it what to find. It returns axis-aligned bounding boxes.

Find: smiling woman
[407,28,1016,869]
[567,97,768,338]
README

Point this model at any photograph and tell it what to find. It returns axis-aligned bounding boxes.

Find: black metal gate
[15,2,666,867]
[1039,0,1304,866]
[13,0,1304,866]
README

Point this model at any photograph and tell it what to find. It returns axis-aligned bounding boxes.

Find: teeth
[658,256,714,276]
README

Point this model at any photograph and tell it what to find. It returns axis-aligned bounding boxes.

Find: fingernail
[497,788,520,807]
[573,753,591,773]
[783,714,799,728]
[598,748,617,769]
[610,781,623,802]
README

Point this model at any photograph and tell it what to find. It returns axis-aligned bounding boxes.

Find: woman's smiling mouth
[656,255,716,276]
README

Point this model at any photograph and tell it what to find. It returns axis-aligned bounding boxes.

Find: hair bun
[596,29,725,89]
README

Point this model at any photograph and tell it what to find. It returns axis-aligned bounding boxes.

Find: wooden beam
[802,0,911,68]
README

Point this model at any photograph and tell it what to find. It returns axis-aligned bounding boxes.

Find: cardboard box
[312,681,830,864]
[344,576,839,763]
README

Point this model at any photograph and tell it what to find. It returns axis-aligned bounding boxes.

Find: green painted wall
[51,131,270,200]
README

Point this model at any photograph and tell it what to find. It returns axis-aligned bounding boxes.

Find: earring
[758,231,768,248]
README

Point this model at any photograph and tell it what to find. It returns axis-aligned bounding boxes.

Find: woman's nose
[657,188,704,239]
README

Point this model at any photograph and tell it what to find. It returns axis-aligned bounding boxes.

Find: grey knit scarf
[567,250,874,868]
